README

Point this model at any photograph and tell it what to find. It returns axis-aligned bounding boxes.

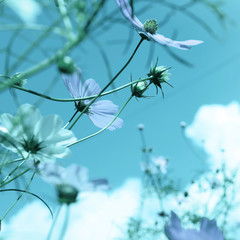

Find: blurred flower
[6,0,41,23]
[141,156,168,174]
[152,156,168,174]
[180,121,187,128]
[0,104,76,163]
[38,162,109,204]
[165,211,224,240]
[137,123,144,131]
[114,0,203,50]
[62,69,124,131]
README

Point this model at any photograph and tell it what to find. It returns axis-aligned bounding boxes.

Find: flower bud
[143,19,158,34]
[57,183,79,205]
[131,80,149,98]
[138,124,144,131]
[57,56,76,74]
[147,61,172,97]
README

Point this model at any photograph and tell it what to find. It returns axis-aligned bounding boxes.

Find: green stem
[0,159,27,185]
[57,0,74,39]
[68,37,144,130]
[9,18,63,73]
[0,167,31,188]
[0,172,35,223]
[0,24,68,37]
[12,77,151,102]
[64,109,79,129]
[67,95,133,147]
[5,157,25,165]
[47,205,62,240]
[58,205,70,240]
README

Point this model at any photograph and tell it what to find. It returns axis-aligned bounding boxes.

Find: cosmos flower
[0,104,76,163]
[62,69,124,131]
[115,0,203,50]
[165,211,224,240]
[38,162,109,204]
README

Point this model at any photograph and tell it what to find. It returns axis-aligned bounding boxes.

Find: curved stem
[0,172,35,223]
[67,95,133,147]
[68,37,144,130]
[12,77,151,102]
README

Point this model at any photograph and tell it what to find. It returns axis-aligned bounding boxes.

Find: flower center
[143,19,158,34]
[75,101,89,113]
[22,136,43,154]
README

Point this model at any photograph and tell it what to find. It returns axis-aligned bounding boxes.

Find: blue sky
[1,0,240,228]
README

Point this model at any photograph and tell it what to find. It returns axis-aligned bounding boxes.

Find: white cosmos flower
[0,104,76,163]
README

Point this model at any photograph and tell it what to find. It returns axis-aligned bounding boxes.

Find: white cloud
[186,102,240,170]
[1,179,142,240]
[6,0,41,23]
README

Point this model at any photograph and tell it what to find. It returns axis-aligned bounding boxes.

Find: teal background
[0,0,240,210]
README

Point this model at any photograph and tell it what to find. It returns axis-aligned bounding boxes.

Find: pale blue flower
[0,104,76,162]
[62,69,124,131]
[115,0,203,50]
[38,162,109,204]
[165,211,224,240]
[38,162,109,191]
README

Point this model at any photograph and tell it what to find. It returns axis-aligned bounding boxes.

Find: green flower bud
[131,80,149,98]
[143,19,158,34]
[57,183,79,205]
[147,60,172,97]
[57,56,76,74]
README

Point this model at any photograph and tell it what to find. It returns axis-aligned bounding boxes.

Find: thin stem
[67,95,133,147]
[58,205,70,240]
[0,0,105,93]
[46,205,63,240]
[0,167,31,188]
[68,37,144,130]
[57,0,74,39]
[5,157,25,165]
[0,24,68,37]
[63,109,79,129]
[0,172,35,223]
[0,159,27,185]
[12,77,151,102]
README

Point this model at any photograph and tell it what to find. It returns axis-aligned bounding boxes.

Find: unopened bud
[57,56,76,74]
[131,80,148,97]
[57,183,79,205]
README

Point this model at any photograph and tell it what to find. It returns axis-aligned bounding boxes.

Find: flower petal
[151,34,203,50]
[62,69,83,98]
[115,0,144,31]
[90,100,119,115]
[82,78,101,101]
[115,0,203,50]
[88,112,124,131]
[200,218,224,240]
[38,162,65,185]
